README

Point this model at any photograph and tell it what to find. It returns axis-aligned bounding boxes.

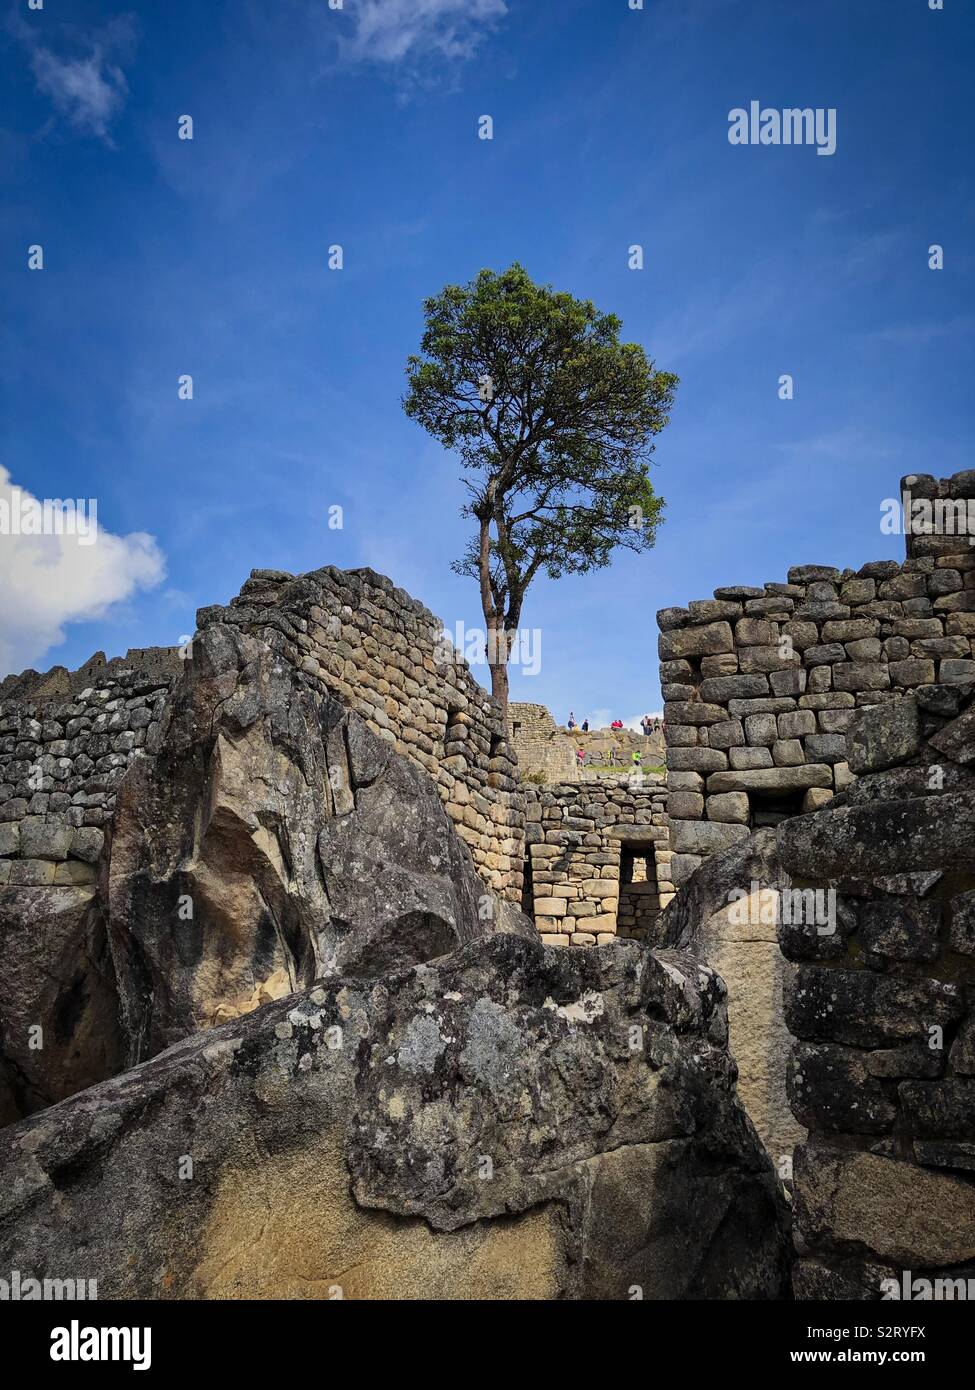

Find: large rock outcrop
[0,933,790,1299]
[0,613,530,1124]
[106,621,530,1065]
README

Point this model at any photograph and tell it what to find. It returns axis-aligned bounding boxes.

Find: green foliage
[403,263,677,703]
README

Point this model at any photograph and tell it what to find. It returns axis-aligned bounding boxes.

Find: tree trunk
[476,505,511,719]
[489,647,510,717]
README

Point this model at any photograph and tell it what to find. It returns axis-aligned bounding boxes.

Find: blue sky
[2,0,973,727]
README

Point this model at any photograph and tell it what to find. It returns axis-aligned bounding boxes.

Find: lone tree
[403,263,677,714]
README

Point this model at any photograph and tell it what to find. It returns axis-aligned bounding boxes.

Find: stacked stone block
[659,544,975,887]
[772,683,975,1297]
[0,665,175,887]
[524,775,669,945]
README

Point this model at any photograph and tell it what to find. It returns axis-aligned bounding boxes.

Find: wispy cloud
[0,466,164,676]
[24,15,136,144]
[341,0,507,66]
[855,315,975,348]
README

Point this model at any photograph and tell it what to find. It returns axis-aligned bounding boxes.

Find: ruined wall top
[901,471,975,559]
[659,469,975,887]
[0,645,181,705]
[507,702,577,782]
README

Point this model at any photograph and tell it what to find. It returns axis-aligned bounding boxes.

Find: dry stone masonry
[658,471,975,888]
[0,573,793,1299]
[3,489,975,1300]
[0,650,179,888]
[775,683,975,1297]
[524,776,670,946]
[507,701,577,782]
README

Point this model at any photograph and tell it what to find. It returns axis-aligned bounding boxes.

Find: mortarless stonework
[658,472,975,888]
[0,652,179,887]
[507,702,577,782]
[775,683,975,1297]
[524,776,670,946]
[0,567,526,903]
[0,582,794,1300]
[0,564,532,1123]
[197,566,525,900]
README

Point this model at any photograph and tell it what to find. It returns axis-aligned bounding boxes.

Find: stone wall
[773,684,975,1298]
[658,483,975,887]
[196,566,525,899]
[0,645,181,703]
[508,702,577,782]
[524,775,670,945]
[0,661,177,886]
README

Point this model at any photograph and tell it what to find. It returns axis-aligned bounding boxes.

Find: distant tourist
[640,714,651,735]
[632,750,642,767]
[611,718,623,731]
[567,711,576,729]
[576,748,585,766]
[581,718,589,731]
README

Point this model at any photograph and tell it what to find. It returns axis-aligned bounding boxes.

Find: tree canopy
[403,263,677,711]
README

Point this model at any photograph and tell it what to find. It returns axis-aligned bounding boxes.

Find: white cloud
[344,0,507,65]
[25,16,136,143]
[0,467,165,677]
[580,707,610,730]
[31,46,127,140]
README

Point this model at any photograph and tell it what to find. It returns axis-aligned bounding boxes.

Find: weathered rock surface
[660,830,804,1162]
[106,623,530,1066]
[0,934,790,1300]
[0,885,124,1129]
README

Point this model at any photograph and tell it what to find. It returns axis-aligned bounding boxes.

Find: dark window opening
[620,845,653,884]
[521,853,535,919]
[750,789,806,828]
